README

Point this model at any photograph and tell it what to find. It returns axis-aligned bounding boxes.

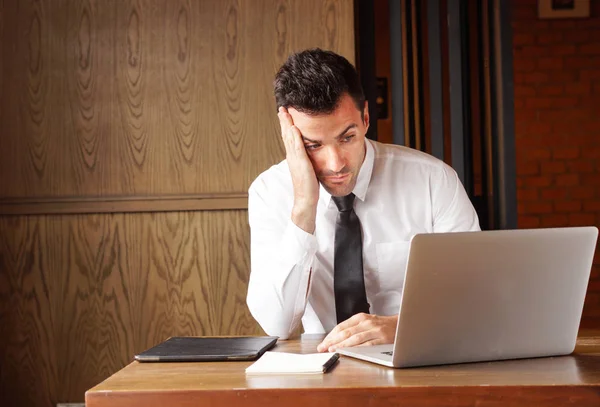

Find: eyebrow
[301,124,358,144]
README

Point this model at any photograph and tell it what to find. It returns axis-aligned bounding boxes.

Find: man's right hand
[278,106,319,234]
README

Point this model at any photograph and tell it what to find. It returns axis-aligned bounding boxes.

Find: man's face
[288,94,369,197]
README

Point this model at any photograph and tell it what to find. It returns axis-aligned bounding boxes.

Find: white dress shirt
[247,140,480,339]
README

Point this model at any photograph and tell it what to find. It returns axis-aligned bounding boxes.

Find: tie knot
[332,193,356,212]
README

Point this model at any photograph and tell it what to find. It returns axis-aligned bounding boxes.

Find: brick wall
[512,0,600,327]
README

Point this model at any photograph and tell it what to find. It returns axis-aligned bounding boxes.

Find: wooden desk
[86,331,600,407]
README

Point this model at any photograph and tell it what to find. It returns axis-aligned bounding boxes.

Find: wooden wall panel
[0,210,262,406]
[0,1,355,406]
[0,0,355,204]
[0,217,58,407]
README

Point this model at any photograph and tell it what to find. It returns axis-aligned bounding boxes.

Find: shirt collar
[319,139,375,207]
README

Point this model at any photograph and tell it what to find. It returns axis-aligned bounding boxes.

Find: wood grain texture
[0,193,248,215]
[0,0,355,205]
[86,333,600,407]
[0,210,262,406]
[0,217,58,407]
[0,1,355,407]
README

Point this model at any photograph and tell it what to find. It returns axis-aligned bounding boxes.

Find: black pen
[323,353,340,373]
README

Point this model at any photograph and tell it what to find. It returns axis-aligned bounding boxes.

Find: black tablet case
[135,336,278,362]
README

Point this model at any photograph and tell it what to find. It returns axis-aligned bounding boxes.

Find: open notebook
[245,352,339,374]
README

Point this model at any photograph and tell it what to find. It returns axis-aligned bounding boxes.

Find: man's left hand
[316,313,398,352]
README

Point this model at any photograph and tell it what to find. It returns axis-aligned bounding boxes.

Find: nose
[325,146,345,174]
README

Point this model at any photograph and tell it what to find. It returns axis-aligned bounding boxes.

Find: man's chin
[321,181,355,197]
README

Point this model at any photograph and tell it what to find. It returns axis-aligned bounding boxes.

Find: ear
[363,101,370,131]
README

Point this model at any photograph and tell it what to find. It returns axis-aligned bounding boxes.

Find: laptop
[135,336,278,362]
[337,226,598,368]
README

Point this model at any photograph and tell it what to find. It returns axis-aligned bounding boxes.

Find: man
[246,49,479,353]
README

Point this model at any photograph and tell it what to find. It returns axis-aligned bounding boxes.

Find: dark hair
[274,48,365,116]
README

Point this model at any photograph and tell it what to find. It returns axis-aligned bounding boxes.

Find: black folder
[134,336,278,362]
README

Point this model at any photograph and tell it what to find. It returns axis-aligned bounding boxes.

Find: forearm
[291,202,317,234]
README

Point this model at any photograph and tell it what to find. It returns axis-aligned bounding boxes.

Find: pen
[323,353,340,373]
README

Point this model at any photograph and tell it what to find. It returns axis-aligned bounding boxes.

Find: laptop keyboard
[381,351,393,356]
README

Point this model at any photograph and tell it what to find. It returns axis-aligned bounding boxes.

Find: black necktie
[332,193,370,323]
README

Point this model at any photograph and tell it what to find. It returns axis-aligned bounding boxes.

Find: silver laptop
[337,227,598,368]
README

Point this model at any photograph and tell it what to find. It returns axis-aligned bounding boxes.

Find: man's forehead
[289,109,360,133]
[294,118,358,142]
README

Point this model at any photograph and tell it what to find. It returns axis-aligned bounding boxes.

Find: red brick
[591,266,600,280]
[518,46,548,57]
[547,71,578,83]
[514,110,539,123]
[515,59,537,72]
[573,18,600,29]
[549,121,583,137]
[515,135,544,147]
[555,174,579,186]
[512,6,537,20]
[541,188,568,200]
[549,97,580,108]
[548,20,578,29]
[581,147,600,159]
[583,201,600,212]
[522,176,553,188]
[517,162,540,175]
[519,20,552,30]
[541,161,566,174]
[522,202,553,214]
[562,31,591,44]
[517,188,539,201]
[538,109,589,123]
[537,85,564,96]
[553,147,579,160]
[537,57,563,70]
[528,122,554,135]
[581,174,600,186]
[565,56,600,70]
[537,33,563,45]
[576,99,600,111]
[523,72,550,84]
[522,148,552,160]
[540,214,569,227]
[567,161,595,173]
[516,156,530,169]
[565,82,592,96]
[512,1,600,309]
[518,215,540,228]
[543,135,571,147]
[514,85,537,97]
[552,45,577,56]
[571,186,598,200]
[513,33,536,46]
[580,43,600,55]
[569,133,600,146]
[580,70,600,81]
[569,213,597,226]
[555,201,582,213]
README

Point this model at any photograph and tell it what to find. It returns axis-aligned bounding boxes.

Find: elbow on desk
[246,291,293,340]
